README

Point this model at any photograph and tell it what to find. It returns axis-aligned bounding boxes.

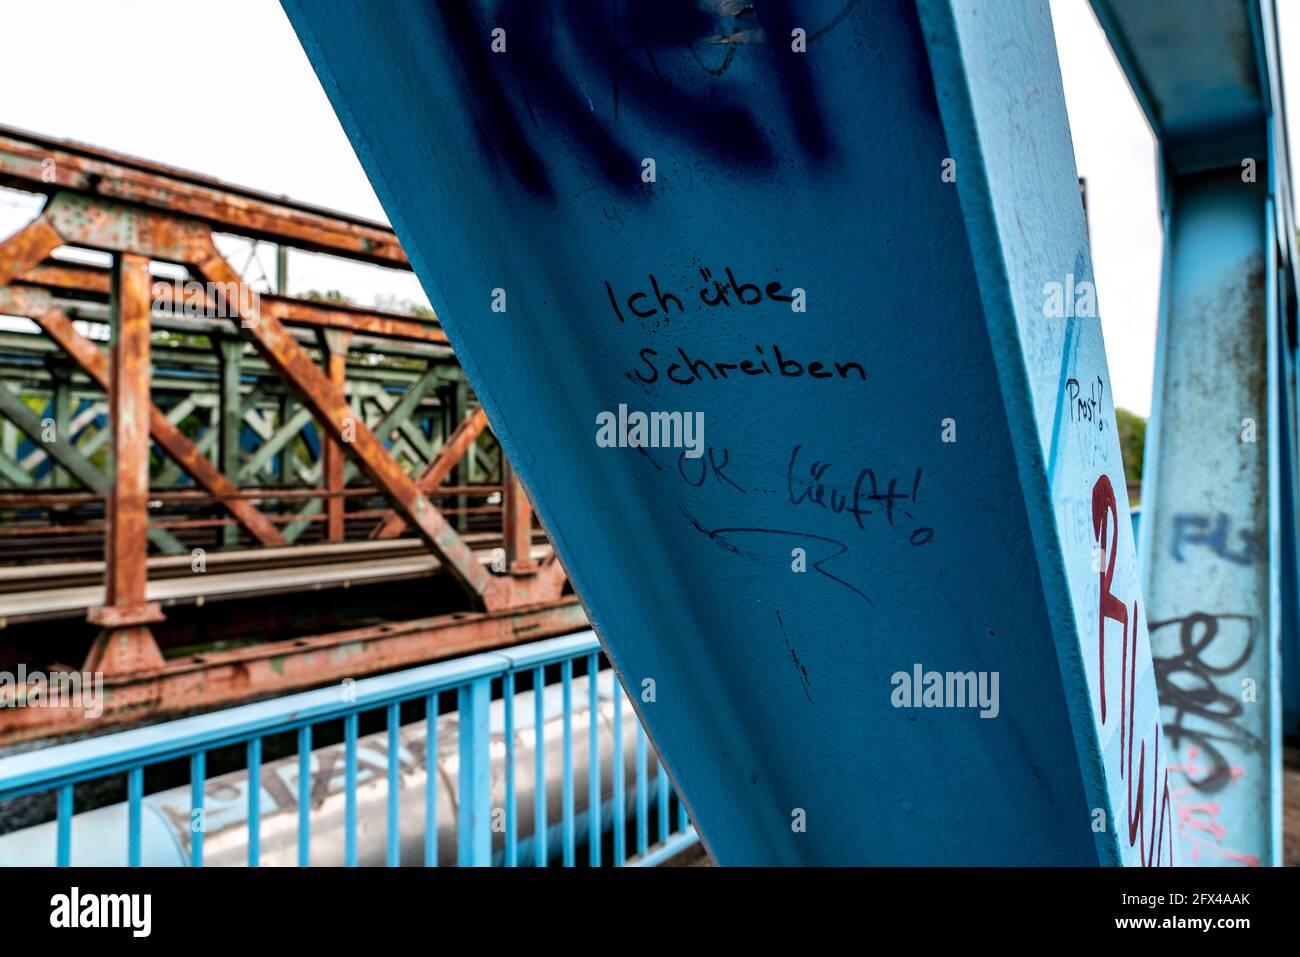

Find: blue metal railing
[0,632,699,867]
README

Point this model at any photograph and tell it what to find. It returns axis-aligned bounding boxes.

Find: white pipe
[0,671,663,866]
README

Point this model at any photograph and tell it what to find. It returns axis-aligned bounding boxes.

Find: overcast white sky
[1,0,1297,418]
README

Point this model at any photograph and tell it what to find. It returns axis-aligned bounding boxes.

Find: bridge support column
[457,676,492,866]
[1090,0,1294,867]
[283,0,1171,863]
[1137,170,1285,866]
[502,457,537,575]
[85,252,165,675]
[215,336,244,547]
[319,329,351,542]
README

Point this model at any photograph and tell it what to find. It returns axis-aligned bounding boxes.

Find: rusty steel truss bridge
[0,126,586,744]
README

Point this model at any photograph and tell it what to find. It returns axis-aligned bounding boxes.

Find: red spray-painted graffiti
[1092,474,1174,866]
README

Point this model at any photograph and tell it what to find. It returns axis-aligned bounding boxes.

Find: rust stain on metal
[0,216,62,287]
[502,456,538,573]
[83,254,167,676]
[0,131,583,730]
[31,308,288,546]
[0,128,410,268]
[0,601,588,743]
[196,244,503,608]
[372,406,489,539]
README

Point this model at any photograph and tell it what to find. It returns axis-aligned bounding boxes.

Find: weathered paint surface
[0,126,411,267]
[84,253,167,674]
[920,0,1169,866]
[30,307,288,546]
[1092,0,1291,866]
[283,0,1166,863]
[1142,174,1277,865]
[0,131,586,737]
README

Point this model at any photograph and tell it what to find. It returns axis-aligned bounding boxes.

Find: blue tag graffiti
[428,0,839,199]
[1169,513,1265,566]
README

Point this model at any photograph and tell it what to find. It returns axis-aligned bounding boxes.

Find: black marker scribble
[682,509,873,607]
[1150,610,1260,794]
[776,608,813,703]
[430,0,836,199]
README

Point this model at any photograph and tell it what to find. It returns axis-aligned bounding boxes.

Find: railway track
[0,534,549,625]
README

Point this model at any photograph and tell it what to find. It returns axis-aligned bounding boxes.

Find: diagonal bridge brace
[365,404,567,605]
[191,246,511,609]
[371,404,488,539]
[14,193,513,609]
[0,274,287,547]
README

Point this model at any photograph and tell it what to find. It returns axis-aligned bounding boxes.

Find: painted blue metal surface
[1143,174,1278,866]
[587,652,601,867]
[190,752,206,866]
[424,694,438,866]
[127,767,143,868]
[386,702,401,866]
[1089,0,1267,174]
[0,632,697,867]
[344,712,359,866]
[55,784,73,868]
[503,674,517,866]
[247,737,262,866]
[1093,0,1294,866]
[281,0,1168,864]
[296,727,311,867]
[457,676,493,865]
[532,664,546,867]
[561,659,575,866]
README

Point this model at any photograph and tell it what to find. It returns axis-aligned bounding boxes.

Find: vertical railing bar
[247,737,262,867]
[504,671,517,867]
[636,722,648,858]
[31,651,679,871]
[613,675,625,866]
[344,711,358,867]
[56,783,73,868]
[533,665,547,867]
[387,702,401,867]
[657,755,669,844]
[587,653,601,867]
[562,657,575,867]
[457,677,492,866]
[127,766,143,868]
[425,693,437,867]
[297,726,311,867]
[190,752,206,868]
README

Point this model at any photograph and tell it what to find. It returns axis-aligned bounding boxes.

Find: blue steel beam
[1092,0,1294,866]
[282,0,1167,864]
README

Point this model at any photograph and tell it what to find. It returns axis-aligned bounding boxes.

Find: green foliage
[302,289,355,304]
[1115,406,1145,488]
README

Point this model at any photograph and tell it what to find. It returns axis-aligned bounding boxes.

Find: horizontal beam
[29,308,287,546]
[0,128,409,268]
[196,248,506,607]
[0,483,499,508]
[15,259,446,344]
[0,383,184,553]
[0,600,587,744]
